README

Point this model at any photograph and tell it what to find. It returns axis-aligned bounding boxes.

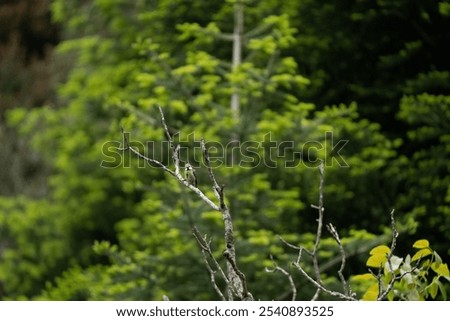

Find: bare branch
[388,209,399,257]
[310,161,325,300]
[121,107,252,300]
[120,119,220,211]
[277,234,312,256]
[119,127,177,177]
[319,234,390,272]
[326,223,354,297]
[223,250,252,300]
[278,234,356,301]
[292,248,357,301]
[157,105,182,176]
[376,209,406,301]
[277,235,301,251]
[277,163,358,301]
[377,210,398,300]
[266,255,297,301]
[201,139,222,201]
[192,227,230,290]
[192,227,227,301]
[158,105,173,143]
[203,254,227,301]
[201,138,252,300]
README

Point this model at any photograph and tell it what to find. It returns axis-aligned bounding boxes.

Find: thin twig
[192,227,229,300]
[310,161,325,300]
[119,127,176,176]
[277,235,302,251]
[158,106,173,143]
[266,255,297,301]
[326,223,354,297]
[377,209,399,300]
[319,234,390,272]
[192,230,231,290]
[278,163,355,300]
[203,254,227,301]
[158,105,182,176]
[119,126,220,211]
[292,248,357,301]
[388,209,399,257]
[201,139,222,202]
[278,235,356,301]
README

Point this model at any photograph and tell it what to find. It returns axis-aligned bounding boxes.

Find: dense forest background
[0,0,449,300]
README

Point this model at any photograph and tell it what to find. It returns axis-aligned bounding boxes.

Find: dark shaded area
[0,0,59,197]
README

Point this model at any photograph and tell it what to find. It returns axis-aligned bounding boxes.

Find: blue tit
[185,163,197,187]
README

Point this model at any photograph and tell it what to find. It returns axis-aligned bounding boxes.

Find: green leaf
[434,251,443,266]
[426,280,439,299]
[412,248,433,261]
[431,262,450,277]
[413,239,430,249]
[367,254,387,268]
[369,245,391,256]
[362,283,379,301]
[352,273,376,281]
[366,245,390,268]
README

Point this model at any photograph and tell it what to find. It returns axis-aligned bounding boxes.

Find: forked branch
[119,106,252,300]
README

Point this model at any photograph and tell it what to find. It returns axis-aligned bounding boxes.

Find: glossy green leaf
[431,262,450,277]
[369,245,391,256]
[367,254,387,268]
[352,273,376,281]
[412,248,433,261]
[413,239,430,249]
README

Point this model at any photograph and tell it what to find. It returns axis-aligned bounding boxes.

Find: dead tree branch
[119,106,252,300]
[326,223,355,298]
[201,139,252,300]
[265,255,297,301]
[119,109,219,211]
[277,163,357,301]
[310,161,325,300]
[192,227,228,301]
[376,209,399,300]
[277,235,357,301]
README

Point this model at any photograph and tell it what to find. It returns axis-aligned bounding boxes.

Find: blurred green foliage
[0,0,448,300]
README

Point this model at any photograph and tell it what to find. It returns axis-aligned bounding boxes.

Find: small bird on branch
[185,163,197,187]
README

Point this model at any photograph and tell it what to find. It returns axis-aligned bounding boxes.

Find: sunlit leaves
[354,239,449,300]
[366,245,390,268]
[413,239,430,249]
